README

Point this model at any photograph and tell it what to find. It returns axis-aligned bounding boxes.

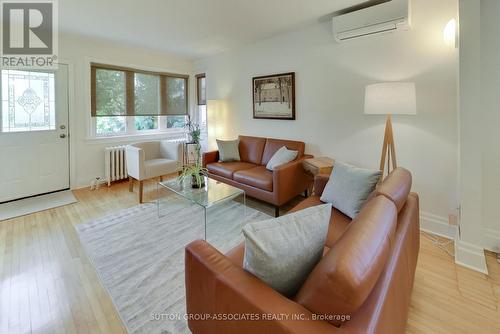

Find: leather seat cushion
[207,162,257,179]
[144,158,179,178]
[290,196,352,247]
[226,243,245,266]
[233,166,273,191]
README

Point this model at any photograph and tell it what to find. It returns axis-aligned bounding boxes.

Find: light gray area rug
[76,196,270,334]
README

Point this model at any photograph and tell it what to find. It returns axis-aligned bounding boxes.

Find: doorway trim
[57,59,77,191]
[0,63,74,202]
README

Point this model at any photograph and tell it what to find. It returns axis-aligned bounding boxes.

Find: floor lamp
[207,99,227,150]
[364,82,417,178]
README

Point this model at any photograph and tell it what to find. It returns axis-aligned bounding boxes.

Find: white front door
[0,64,70,203]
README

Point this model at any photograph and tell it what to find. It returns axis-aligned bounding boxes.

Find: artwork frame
[253,72,295,120]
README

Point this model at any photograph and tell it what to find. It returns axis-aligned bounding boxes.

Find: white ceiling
[59,0,367,59]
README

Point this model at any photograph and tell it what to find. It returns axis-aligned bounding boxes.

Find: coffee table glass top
[158,176,244,208]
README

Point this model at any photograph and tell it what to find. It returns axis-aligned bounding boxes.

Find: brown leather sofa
[202,135,313,217]
[185,168,420,334]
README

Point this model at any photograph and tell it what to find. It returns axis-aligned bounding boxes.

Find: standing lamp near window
[364,82,417,177]
[206,99,227,151]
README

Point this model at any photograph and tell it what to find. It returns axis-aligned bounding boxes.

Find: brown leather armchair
[185,168,420,334]
[203,135,313,216]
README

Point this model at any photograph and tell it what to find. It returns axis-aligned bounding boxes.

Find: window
[91,63,189,137]
[166,115,188,128]
[93,68,127,135]
[196,73,207,151]
[1,69,56,132]
[134,73,160,132]
[196,74,206,106]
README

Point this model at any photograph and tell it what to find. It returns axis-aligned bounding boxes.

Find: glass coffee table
[157,176,247,243]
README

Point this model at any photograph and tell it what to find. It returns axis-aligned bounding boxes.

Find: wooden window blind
[91,63,189,117]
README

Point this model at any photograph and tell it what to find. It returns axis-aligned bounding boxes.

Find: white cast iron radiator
[105,146,128,186]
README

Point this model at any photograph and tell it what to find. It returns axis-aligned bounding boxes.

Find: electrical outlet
[448,214,458,226]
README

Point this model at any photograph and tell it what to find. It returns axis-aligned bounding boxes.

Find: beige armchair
[126,140,183,202]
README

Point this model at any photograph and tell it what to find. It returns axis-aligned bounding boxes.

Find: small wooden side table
[303,157,335,176]
[302,157,335,195]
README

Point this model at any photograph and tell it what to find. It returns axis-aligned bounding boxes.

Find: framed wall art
[253,72,295,120]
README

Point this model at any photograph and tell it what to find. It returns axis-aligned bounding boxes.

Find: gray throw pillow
[320,161,381,219]
[216,139,240,162]
[242,204,331,296]
[265,146,298,170]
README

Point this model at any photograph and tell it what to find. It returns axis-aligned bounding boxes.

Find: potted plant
[178,162,208,188]
[178,118,207,188]
[187,118,201,145]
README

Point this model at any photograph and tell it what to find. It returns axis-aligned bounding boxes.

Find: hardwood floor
[1,178,499,333]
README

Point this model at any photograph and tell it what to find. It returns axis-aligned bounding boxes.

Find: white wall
[196,0,459,224]
[455,0,500,274]
[479,0,500,253]
[59,34,194,188]
[457,0,487,273]
[456,0,500,261]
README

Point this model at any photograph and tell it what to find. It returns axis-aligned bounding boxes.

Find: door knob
[60,125,66,130]
[60,134,66,138]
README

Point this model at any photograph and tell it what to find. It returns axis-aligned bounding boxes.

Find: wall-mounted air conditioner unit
[332,0,411,42]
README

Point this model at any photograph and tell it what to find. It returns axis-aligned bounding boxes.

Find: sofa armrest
[272,155,313,206]
[185,240,338,334]
[313,174,331,197]
[202,150,219,168]
[125,145,145,180]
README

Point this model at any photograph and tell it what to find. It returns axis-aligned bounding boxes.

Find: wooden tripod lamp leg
[388,115,397,170]
[379,114,397,178]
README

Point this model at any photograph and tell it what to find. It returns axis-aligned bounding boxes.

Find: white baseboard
[420,211,457,239]
[420,211,488,274]
[482,227,500,253]
[454,236,488,274]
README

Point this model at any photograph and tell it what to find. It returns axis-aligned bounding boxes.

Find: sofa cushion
[289,196,352,247]
[266,146,298,170]
[238,136,267,164]
[294,196,397,326]
[233,166,273,192]
[144,158,180,178]
[261,138,305,166]
[320,162,381,219]
[207,162,256,179]
[242,204,332,296]
[216,139,241,162]
[226,197,352,268]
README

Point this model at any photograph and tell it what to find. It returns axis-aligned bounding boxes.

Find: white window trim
[89,115,189,140]
[86,128,187,144]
